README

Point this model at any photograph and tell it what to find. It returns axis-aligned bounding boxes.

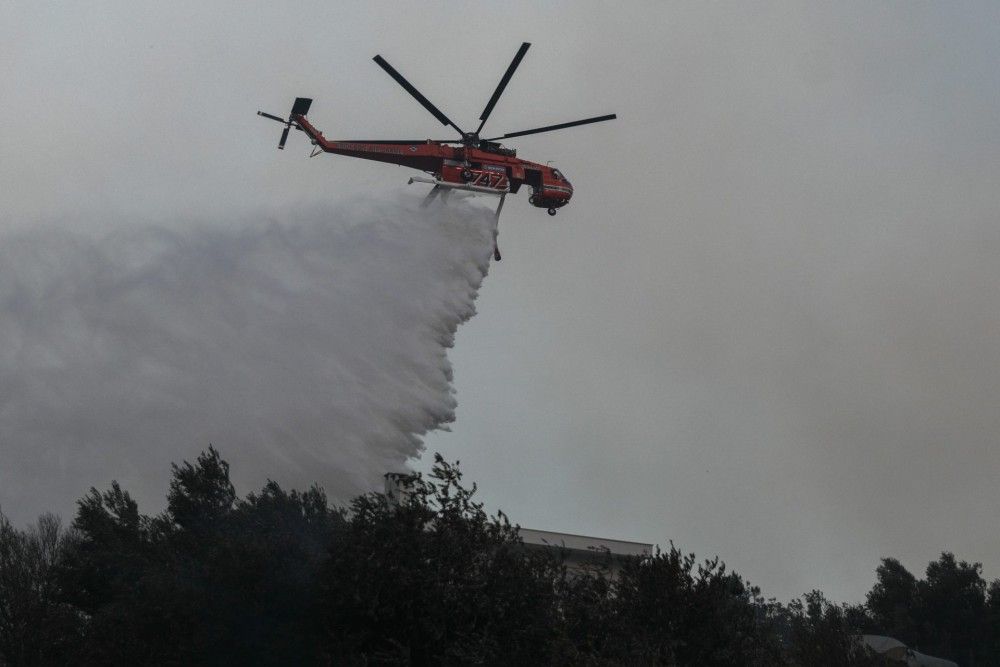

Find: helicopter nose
[562,181,574,201]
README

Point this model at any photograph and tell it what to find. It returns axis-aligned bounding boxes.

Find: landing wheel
[547,207,557,216]
[461,169,473,182]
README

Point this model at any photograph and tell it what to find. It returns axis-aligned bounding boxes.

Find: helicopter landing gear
[547,207,557,216]
[461,169,474,182]
[493,193,506,261]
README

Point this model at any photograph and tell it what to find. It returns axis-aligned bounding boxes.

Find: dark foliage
[865,553,1000,666]
[56,447,341,665]
[1,447,998,665]
[0,513,82,666]
[551,548,787,666]
[320,455,561,665]
[780,591,879,667]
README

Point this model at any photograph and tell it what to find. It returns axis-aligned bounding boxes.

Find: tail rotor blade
[257,111,286,124]
[278,124,291,150]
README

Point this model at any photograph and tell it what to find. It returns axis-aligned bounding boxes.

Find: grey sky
[3,2,1000,603]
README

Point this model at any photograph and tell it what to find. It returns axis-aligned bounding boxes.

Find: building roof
[519,527,653,557]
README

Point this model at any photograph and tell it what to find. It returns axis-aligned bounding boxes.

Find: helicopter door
[524,169,542,189]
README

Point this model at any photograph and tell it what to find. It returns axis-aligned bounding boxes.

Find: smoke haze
[0,196,495,522]
[6,1,1000,603]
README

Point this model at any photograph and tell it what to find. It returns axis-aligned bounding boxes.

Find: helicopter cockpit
[551,168,571,185]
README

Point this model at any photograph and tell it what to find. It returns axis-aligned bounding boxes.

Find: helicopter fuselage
[293,115,573,212]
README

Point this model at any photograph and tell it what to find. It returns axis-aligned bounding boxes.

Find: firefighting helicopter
[257,42,615,260]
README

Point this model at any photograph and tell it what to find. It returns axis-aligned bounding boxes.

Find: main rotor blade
[475,42,531,136]
[372,55,464,136]
[485,114,617,141]
[278,125,291,150]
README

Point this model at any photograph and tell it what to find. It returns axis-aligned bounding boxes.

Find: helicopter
[258,42,615,260]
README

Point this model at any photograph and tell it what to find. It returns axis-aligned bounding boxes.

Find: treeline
[0,448,997,666]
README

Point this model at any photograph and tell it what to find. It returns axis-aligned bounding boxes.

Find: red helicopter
[258,42,615,260]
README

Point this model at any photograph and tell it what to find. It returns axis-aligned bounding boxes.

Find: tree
[984,579,1000,662]
[866,557,918,644]
[781,591,879,667]
[167,446,237,531]
[865,552,999,666]
[549,556,620,665]
[0,513,82,666]
[58,446,341,665]
[6,447,936,665]
[319,454,561,666]
[588,548,787,666]
[915,553,989,666]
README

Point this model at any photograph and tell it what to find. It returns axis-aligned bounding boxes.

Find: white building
[519,527,653,577]
[384,472,653,576]
[860,635,959,667]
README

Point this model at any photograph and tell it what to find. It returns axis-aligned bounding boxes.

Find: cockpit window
[552,169,564,180]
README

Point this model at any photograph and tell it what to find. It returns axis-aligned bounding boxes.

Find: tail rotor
[257,97,313,150]
[278,125,291,150]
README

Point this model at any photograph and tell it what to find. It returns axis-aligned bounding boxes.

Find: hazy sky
[3,2,1000,603]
